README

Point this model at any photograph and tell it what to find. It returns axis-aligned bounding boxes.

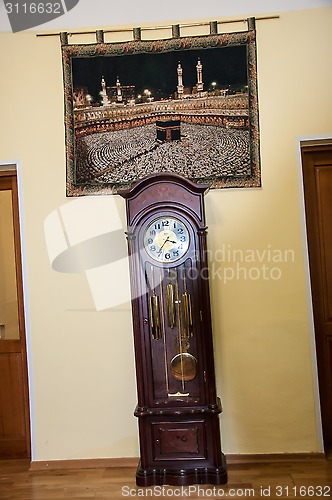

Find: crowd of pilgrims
[75,123,250,189]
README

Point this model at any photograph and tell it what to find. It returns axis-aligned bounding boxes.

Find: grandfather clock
[119,173,227,486]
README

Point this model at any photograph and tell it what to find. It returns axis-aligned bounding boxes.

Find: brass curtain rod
[36,15,279,37]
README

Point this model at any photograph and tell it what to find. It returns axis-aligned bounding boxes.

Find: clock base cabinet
[136,410,227,486]
[119,173,227,487]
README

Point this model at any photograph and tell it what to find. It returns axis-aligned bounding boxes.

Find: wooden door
[301,142,332,447]
[0,171,30,458]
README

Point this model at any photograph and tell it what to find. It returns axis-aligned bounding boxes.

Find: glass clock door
[145,258,203,405]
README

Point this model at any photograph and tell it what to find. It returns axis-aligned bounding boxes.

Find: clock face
[143,217,190,263]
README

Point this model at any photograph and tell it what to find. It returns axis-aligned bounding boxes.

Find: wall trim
[30,457,139,471]
[30,453,325,471]
[226,453,325,464]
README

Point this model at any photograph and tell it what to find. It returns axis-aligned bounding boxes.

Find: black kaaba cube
[156,119,181,141]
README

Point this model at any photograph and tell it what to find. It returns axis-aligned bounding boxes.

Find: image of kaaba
[156,119,181,142]
[68,37,260,195]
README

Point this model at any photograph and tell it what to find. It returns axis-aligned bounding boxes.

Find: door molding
[0,161,31,458]
[297,136,332,452]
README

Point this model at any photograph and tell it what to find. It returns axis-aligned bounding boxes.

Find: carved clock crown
[119,172,209,228]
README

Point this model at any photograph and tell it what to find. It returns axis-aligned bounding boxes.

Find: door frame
[0,161,31,458]
[297,136,332,452]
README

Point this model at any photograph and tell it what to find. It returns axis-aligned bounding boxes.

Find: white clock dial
[143,217,190,263]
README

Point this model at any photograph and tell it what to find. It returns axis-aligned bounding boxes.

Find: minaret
[177,62,184,99]
[116,76,123,103]
[196,58,204,96]
[100,76,110,106]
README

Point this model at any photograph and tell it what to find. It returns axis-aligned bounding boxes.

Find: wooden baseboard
[30,452,325,471]
[226,452,325,464]
[30,457,139,471]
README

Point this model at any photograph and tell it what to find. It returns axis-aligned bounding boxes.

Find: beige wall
[0,5,331,460]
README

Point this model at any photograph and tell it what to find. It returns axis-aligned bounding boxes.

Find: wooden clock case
[119,173,227,486]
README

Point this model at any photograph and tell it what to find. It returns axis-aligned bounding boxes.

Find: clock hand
[160,237,177,250]
[160,237,170,251]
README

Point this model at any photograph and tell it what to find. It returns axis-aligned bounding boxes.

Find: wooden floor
[0,456,332,499]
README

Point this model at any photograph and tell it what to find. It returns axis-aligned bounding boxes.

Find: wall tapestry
[62,22,260,196]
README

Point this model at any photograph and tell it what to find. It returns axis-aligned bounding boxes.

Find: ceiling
[0,0,331,32]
